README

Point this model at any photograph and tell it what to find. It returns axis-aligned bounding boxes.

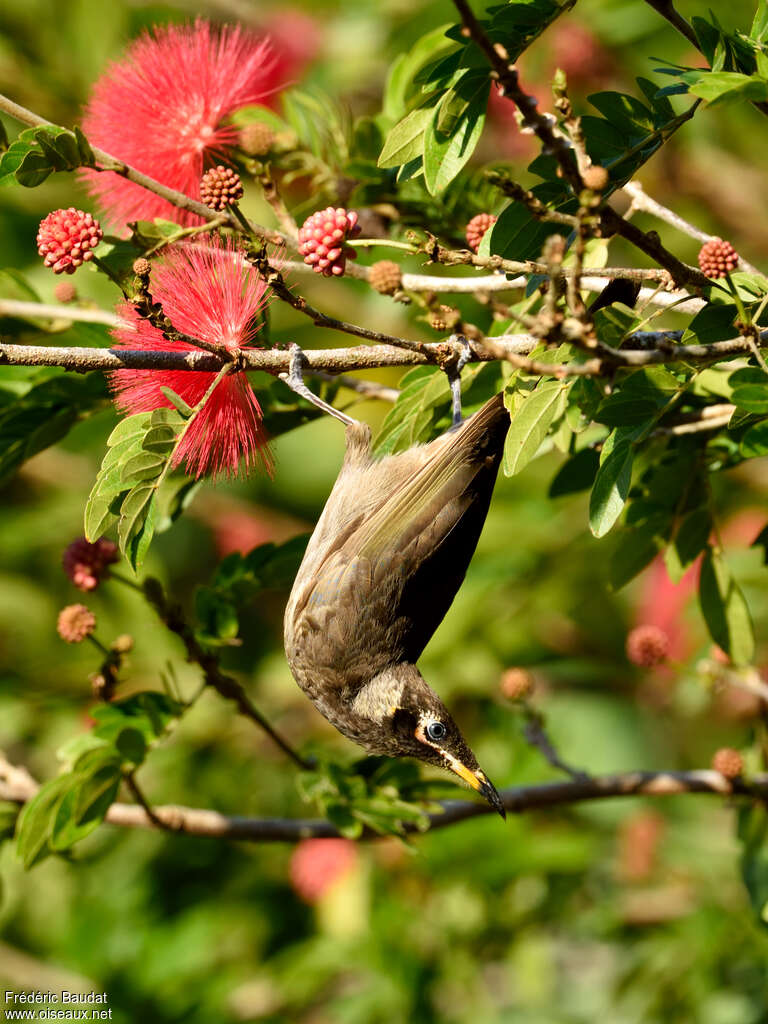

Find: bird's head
[354,665,506,818]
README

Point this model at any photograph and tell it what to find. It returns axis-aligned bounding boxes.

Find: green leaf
[118,483,155,552]
[378,104,436,169]
[548,447,600,497]
[15,776,72,868]
[90,692,183,743]
[159,387,194,418]
[609,520,666,591]
[740,420,768,458]
[0,124,96,188]
[115,728,148,766]
[684,70,768,105]
[738,803,768,927]
[0,372,107,485]
[503,379,569,476]
[423,74,489,194]
[682,302,738,344]
[121,450,167,483]
[589,442,634,538]
[732,384,768,414]
[382,24,455,120]
[699,547,754,666]
[665,507,711,583]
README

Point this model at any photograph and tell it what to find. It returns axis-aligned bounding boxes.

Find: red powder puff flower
[63,536,119,591]
[109,236,274,479]
[81,19,281,229]
[290,839,358,903]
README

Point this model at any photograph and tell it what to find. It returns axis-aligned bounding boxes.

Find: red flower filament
[109,237,274,479]
[81,20,281,228]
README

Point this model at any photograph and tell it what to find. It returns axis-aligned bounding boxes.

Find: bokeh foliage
[2,1,768,1022]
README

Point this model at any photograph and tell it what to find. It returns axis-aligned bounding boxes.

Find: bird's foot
[279,344,358,427]
[446,334,472,429]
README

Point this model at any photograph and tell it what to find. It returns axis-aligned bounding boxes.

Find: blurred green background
[2,1,768,1021]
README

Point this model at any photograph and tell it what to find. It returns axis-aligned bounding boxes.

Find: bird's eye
[425,721,447,742]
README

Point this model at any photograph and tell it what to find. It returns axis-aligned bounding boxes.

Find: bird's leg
[446,334,472,429]
[279,344,359,427]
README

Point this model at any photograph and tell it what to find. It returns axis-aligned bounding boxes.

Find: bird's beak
[448,759,506,819]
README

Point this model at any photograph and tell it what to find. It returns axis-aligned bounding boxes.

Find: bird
[281,344,510,817]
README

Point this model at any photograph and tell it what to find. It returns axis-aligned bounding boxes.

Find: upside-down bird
[282,345,510,816]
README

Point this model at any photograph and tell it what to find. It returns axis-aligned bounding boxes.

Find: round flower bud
[500,667,533,700]
[37,208,103,275]
[428,312,447,332]
[62,537,119,591]
[626,625,670,667]
[200,165,244,210]
[132,257,151,277]
[112,634,134,654]
[54,281,77,303]
[57,604,96,644]
[711,747,743,779]
[298,207,360,277]
[368,260,402,295]
[465,213,497,254]
[698,238,739,279]
[238,121,276,156]
[582,165,609,191]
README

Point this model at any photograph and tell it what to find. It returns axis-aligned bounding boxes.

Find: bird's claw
[446,334,472,429]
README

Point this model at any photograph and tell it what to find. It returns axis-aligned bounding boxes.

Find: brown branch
[601,207,709,290]
[621,181,764,278]
[125,772,174,831]
[452,0,581,191]
[1,754,765,842]
[641,0,699,47]
[2,326,765,379]
[423,237,674,284]
[249,250,429,355]
[140,577,312,770]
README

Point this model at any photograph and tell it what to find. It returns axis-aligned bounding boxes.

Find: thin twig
[0,299,121,326]
[125,772,175,831]
[522,710,590,782]
[310,371,401,403]
[0,92,287,246]
[141,578,312,770]
[621,181,764,277]
[249,250,429,355]
[452,0,581,191]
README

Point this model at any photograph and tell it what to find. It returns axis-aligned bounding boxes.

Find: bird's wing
[286,393,508,676]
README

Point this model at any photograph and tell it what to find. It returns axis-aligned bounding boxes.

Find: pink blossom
[290,839,358,903]
[81,20,281,228]
[109,236,273,479]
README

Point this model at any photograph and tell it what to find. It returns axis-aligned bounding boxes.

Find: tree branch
[621,181,764,277]
[1,755,764,842]
[3,323,764,379]
[140,578,312,770]
[451,0,581,191]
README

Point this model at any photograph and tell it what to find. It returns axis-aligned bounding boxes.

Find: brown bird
[282,346,510,816]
